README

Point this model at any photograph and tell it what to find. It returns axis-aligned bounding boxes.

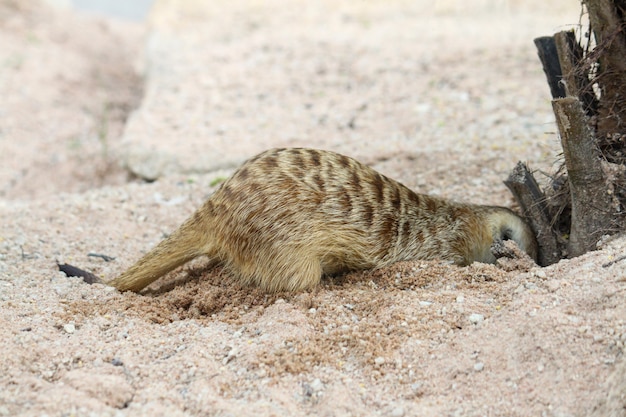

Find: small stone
[546,280,560,292]
[390,406,405,417]
[374,356,386,366]
[308,308,316,314]
[456,295,464,303]
[468,314,484,324]
[419,301,432,307]
[310,378,324,392]
[410,382,423,393]
[53,284,70,297]
[63,323,75,334]
[534,270,547,279]
[474,362,484,372]
[223,347,237,365]
[524,282,538,291]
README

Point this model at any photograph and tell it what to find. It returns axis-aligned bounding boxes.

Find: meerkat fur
[107,148,537,293]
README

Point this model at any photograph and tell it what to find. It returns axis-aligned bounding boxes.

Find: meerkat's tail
[107,217,212,292]
[484,207,538,262]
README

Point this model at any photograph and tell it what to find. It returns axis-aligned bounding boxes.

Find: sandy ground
[1,0,625,416]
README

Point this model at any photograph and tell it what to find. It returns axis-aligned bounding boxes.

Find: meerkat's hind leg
[241,251,323,293]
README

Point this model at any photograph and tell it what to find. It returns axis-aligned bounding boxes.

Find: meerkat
[107,147,537,293]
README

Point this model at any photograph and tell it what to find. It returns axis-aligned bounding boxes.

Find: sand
[1,1,625,416]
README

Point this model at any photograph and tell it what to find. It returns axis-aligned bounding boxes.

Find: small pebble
[374,356,385,366]
[419,301,432,307]
[390,406,405,417]
[456,295,464,303]
[468,314,484,324]
[310,378,324,392]
[546,281,560,292]
[223,347,237,365]
[524,282,538,291]
[410,382,423,393]
[53,285,70,297]
[63,323,75,334]
[474,362,484,372]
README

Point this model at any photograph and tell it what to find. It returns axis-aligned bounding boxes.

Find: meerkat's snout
[481,208,538,263]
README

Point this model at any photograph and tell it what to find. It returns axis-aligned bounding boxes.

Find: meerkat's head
[480,207,538,263]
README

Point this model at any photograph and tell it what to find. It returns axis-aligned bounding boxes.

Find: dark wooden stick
[87,252,116,262]
[552,97,613,257]
[553,30,583,98]
[57,262,103,285]
[534,36,566,99]
[602,254,626,268]
[504,162,561,266]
